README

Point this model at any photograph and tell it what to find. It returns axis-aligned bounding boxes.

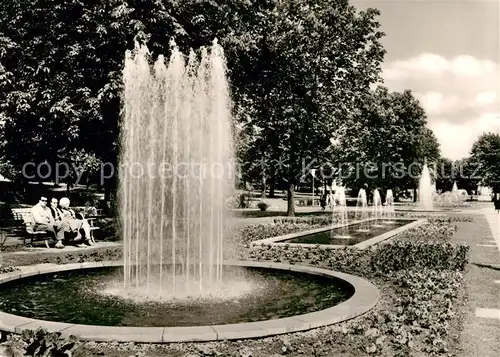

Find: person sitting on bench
[31,196,65,249]
[49,197,88,246]
[59,197,94,246]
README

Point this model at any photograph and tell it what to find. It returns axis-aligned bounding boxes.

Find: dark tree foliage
[470,133,500,192]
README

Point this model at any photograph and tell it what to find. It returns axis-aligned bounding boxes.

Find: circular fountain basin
[0,261,379,343]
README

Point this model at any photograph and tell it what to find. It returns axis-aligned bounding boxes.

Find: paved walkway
[452,208,500,357]
[482,207,500,252]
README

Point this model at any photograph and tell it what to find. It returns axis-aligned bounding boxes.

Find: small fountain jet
[331,185,350,239]
[382,189,396,224]
[355,188,370,232]
[371,189,384,227]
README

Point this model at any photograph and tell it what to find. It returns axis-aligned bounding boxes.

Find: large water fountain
[119,40,235,298]
[418,163,434,210]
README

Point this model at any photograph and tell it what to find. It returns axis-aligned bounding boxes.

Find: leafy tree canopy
[470,132,500,192]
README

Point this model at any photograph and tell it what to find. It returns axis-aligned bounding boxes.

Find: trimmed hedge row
[249,241,469,276]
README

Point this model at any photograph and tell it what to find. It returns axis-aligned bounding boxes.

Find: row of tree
[0,0,386,212]
[0,0,498,215]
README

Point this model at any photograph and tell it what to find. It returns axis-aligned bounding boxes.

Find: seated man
[31,196,65,248]
[59,197,94,246]
[49,197,85,246]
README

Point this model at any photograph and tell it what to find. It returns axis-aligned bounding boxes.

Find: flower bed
[1,248,122,267]
[247,240,468,275]
[394,219,458,243]
[398,214,474,222]
[239,217,469,356]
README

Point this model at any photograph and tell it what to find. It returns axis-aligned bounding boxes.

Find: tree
[416,127,440,164]
[333,86,439,199]
[0,0,135,189]
[0,0,236,197]
[433,157,454,192]
[0,0,386,214]
[233,0,386,215]
[454,157,480,195]
[470,132,500,192]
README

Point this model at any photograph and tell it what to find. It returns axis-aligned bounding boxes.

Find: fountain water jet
[331,186,350,238]
[383,189,396,223]
[355,189,370,232]
[418,163,433,210]
[371,189,384,227]
[450,181,460,202]
[119,40,235,299]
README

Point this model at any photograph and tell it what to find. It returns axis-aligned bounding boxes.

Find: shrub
[0,265,18,274]
[395,221,458,243]
[257,201,270,211]
[248,241,469,275]
[370,241,469,273]
[96,217,119,241]
[2,327,79,357]
[341,268,464,356]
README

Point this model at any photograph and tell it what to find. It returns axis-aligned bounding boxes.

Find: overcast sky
[351,0,499,160]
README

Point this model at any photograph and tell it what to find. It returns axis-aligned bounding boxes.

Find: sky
[351,0,500,160]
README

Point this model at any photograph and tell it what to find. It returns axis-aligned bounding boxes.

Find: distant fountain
[418,163,434,210]
[450,181,460,202]
[332,186,350,238]
[119,40,235,299]
[383,189,395,223]
[371,189,384,227]
[355,188,370,232]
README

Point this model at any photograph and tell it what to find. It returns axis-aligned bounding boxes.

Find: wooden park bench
[11,208,52,247]
[11,208,101,247]
[72,207,101,244]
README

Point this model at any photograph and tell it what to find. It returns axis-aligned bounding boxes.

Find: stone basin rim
[0,261,380,343]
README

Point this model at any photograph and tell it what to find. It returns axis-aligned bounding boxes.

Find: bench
[73,209,101,244]
[11,208,52,247]
[11,208,101,247]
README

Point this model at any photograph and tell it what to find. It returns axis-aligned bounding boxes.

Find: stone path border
[0,261,379,343]
[4,242,122,255]
[475,308,500,319]
[250,218,426,250]
[482,208,500,252]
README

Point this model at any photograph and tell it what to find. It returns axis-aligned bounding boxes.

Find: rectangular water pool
[281,219,417,246]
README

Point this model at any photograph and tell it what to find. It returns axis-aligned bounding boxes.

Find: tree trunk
[287,182,295,216]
